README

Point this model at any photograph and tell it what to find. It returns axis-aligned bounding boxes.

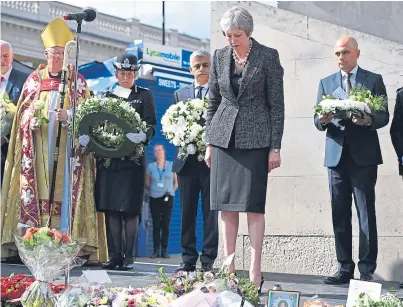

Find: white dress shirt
[194,81,209,99]
[0,66,12,98]
[340,65,359,91]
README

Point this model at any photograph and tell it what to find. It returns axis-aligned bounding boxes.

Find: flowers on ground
[0,274,64,307]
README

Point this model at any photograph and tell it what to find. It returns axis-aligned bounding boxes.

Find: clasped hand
[320,113,371,126]
[79,135,90,147]
[352,114,372,126]
[126,131,146,144]
[55,109,68,123]
[319,113,334,125]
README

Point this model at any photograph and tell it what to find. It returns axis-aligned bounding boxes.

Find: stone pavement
[2,255,403,306]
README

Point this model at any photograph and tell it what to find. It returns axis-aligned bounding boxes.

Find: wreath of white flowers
[72,96,148,164]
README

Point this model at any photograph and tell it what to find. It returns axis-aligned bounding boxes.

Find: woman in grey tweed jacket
[205,6,285,290]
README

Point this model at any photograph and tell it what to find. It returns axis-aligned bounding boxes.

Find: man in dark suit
[390,87,403,289]
[172,50,218,273]
[1,40,29,184]
[314,36,389,284]
[390,87,403,177]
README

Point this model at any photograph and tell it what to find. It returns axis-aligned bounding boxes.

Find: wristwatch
[271,149,280,153]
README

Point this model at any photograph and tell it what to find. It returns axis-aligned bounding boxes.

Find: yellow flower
[8,103,17,115]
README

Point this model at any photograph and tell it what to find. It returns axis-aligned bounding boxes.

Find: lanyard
[156,162,166,181]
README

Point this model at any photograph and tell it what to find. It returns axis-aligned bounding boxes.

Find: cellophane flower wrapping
[168,279,227,307]
[214,290,255,307]
[55,274,113,307]
[13,226,86,307]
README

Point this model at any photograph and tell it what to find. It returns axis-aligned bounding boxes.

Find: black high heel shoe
[258,275,264,294]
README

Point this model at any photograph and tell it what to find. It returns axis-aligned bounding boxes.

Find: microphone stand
[65,19,82,288]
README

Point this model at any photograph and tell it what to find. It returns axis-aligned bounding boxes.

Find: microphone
[63,8,96,22]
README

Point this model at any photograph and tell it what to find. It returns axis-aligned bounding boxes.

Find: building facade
[1,1,210,67]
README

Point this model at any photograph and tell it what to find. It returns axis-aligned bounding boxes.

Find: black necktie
[346,73,353,95]
[196,86,203,99]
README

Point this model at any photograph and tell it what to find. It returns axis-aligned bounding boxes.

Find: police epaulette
[137,86,149,91]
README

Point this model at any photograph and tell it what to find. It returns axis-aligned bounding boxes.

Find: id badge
[157,182,164,188]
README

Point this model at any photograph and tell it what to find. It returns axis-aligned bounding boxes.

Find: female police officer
[79,54,156,270]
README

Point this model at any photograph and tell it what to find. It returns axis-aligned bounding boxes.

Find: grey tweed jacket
[206,38,285,149]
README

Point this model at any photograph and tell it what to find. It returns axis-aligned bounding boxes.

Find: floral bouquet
[31,99,49,128]
[314,87,387,120]
[59,284,176,307]
[165,271,259,307]
[354,292,403,307]
[0,91,17,145]
[73,96,148,165]
[158,253,260,307]
[0,274,64,307]
[13,226,85,307]
[161,98,208,161]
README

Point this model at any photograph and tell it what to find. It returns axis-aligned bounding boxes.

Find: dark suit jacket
[1,68,29,160]
[5,68,29,105]
[390,88,403,175]
[206,38,285,149]
[314,67,389,168]
[171,83,196,173]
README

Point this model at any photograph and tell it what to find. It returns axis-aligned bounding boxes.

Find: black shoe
[360,273,373,282]
[101,258,123,270]
[201,263,214,272]
[120,263,134,271]
[258,275,264,294]
[399,281,403,289]
[323,272,353,285]
[161,249,170,259]
[175,262,196,272]
[3,256,23,264]
[150,250,159,259]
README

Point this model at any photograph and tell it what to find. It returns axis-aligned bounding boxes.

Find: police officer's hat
[113,54,141,71]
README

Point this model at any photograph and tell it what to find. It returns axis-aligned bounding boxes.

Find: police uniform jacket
[95,84,157,213]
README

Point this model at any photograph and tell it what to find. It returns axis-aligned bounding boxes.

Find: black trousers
[105,211,139,264]
[178,157,218,265]
[105,214,126,259]
[150,195,173,251]
[328,144,378,275]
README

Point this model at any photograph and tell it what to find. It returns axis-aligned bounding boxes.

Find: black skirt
[95,154,146,214]
[210,145,269,214]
